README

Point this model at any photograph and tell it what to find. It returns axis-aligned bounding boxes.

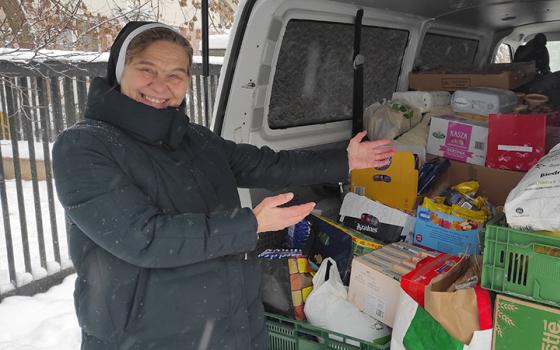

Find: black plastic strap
[352,9,364,137]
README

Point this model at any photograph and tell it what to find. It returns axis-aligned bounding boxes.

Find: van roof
[343,0,560,32]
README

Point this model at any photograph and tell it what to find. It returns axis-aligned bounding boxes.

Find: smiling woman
[51,20,393,350]
[119,27,193,109]
[121,40,190,109]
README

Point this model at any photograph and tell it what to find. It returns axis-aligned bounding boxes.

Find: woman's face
[120,40,190,109]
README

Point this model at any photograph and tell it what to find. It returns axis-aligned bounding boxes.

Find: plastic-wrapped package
[505,144,560,231]
[365,101,422,141]
[392,91,451,113]
[451,87,516,116]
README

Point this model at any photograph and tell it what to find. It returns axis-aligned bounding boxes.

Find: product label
[440,122,473,162]
[498,145,533,153]
[542,320,560,350]
[418,210,431,221]
[442,78,471,89]
[365,295,386,321]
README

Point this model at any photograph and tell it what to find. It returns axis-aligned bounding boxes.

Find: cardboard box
[409,62,536,91]
[427,114,488,166]
[428,158,526,206]
[348,253,402,327]
[547,112,560,152]
[493,294,560,350]
[351,151,419,213]
[486,113,547,171]
[414,206,481,255]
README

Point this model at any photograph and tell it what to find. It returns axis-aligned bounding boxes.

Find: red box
[400,253,461,307]
[486,114,546,171]
[547,111,560,152]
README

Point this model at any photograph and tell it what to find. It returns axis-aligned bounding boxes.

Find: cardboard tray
[427,157,526,206]
[409,62,536,91]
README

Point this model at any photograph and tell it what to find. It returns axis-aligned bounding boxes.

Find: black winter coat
[53,78,349,349]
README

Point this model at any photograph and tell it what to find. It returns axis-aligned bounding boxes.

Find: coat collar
[84,77,189,149]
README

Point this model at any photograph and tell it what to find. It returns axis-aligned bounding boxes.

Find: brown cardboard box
[348,253,402,327]
[409,62,536,91]
[428,158,525,206]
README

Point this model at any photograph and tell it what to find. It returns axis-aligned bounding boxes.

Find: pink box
[427,115,488,166]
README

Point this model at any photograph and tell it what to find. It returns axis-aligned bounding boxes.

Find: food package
[451,87,517,116]
[392,91,451,113]
[258,249,314,320]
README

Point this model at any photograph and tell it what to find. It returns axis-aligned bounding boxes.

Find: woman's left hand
[347,130,395,171]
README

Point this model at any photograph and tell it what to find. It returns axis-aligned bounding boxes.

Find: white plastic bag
[303,258,391,343]
[365,101,422,141]
[505,144,560,231]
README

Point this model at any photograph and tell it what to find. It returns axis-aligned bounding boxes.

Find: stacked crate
[481,214,560,349]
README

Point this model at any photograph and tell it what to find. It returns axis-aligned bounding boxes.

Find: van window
[415,33,478,70]
[547,41,560,72]
[494,43,512,63]
[268,20,409,129]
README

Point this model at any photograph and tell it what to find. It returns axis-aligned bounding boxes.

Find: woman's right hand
[252,193,315,233]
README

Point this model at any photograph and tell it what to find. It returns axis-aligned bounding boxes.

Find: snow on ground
[1,141,54,161]
[192,55,224,65]
[0,48,109,63]
[198,32,231,50]
[0,179,70,292]
[0,48,225,65]
[0,274,80,350]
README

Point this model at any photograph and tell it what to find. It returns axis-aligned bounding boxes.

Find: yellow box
[351,151,419,212]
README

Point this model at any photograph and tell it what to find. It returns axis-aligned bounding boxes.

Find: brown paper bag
[424,256,482,344]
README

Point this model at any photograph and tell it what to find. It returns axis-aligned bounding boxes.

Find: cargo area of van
[212,1,560,349]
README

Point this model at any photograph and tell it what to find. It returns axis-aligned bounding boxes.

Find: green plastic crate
[265,313,390,350]
[481,214,560,307]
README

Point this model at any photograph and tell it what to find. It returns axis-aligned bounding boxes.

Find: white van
[212,0,559,209]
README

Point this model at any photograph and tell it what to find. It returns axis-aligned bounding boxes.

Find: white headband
[115,23,179,84]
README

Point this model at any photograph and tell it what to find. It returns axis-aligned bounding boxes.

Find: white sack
[505,143,560,231]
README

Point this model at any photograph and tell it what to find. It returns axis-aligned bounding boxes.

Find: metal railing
[0,59,222,299]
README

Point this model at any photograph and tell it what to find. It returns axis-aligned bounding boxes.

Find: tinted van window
[415,33,478,70]
[268,20,408,129]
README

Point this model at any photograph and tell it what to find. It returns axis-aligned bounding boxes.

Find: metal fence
[0,59,221,300]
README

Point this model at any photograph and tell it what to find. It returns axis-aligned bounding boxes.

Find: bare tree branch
[1,0,35,48]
